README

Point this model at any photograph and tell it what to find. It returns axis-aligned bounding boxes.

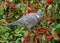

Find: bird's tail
[7,20,23,27]
[7,20,18,26]
[7,22,16,26]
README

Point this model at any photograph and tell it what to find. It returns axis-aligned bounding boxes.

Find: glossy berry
[28,9,37,14]
[24,34,30,42]
[28,2,32,7]
[11,5,15,9]
[55,31,58,35]
[58,37,60,42]
[33,34,38,39]
[36,37,42,40]
[46,0,51,4]
[24,37,29,42]
[0,4,3,6]
[26,34,31,39]
[46,34,53,40]
[6,4,10,7]
[33,41,37,43]
[48,16,55,22]
[5,19,11,23]
[38,28,47,34]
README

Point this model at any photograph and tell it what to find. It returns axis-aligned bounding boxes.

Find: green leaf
[52,28,56,31]
[42,40,47,43]
[3,3,7,10]
[10,41,15,43]
[1,26,8,33]
[30,33,34,36]
[4,32,10,38]
[51,31,58,40]
[15,33,23,37]
[8,11,14,18]
[56,24,60,28]
[42,0,46,4]
[42,35,45,40]
[30,38,33,43]
[16,4,20,9]
[57,15,60,19]
[12,0,20,3]
[0,6,4,15]
[15,38,20,43]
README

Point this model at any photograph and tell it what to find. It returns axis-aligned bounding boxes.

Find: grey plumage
[8,10,42,28]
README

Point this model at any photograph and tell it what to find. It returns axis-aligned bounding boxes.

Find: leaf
[4,32,10,38]
[19,27,25,32]
[30,38,33,43]
[1,35,7,40]
[51,31,58,40]
[15,33,23,37]
[42,0,46,4]
[12,0,20,3]
[16,4,20,9]
[52,28,56,31]
[30,33,34,36]
[42,40,47,43]
[1,26,8,33]
[42,35,45,40]
[10,41,15,43]
[8,11,14,18]
[15,38,20,43]
[56,24,60,28]
[3,3,7,10]
[56,14,60,19]
[0,6,4,15]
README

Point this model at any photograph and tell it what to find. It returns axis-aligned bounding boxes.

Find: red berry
[36,37,42,40]
[45,34,53,40]
[6,4,10,7]
[55,31,58,35]
[38,28,47,34]
[27,9,31,13]
[28,9,37,14]
[26,34,31,39]
[48,16,55,22]
[28,2,32,7]
[5,19,11,23]
[11,5,15,9]
[58,37,60,42]
[24,34,30,42]
[31,10,37,13]
[33,41,37,43]
[0,4,3,6]
[33,34,38,39]
[46,0,51,4]
[24,37,29,42]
